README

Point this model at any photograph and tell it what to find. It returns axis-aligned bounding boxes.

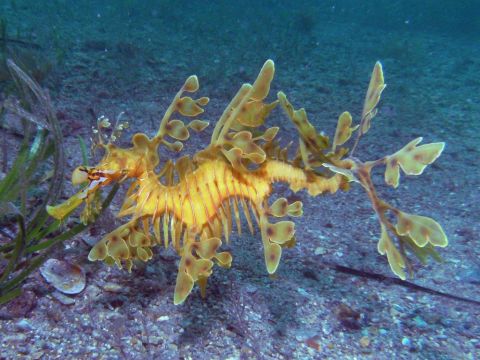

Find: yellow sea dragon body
[47,60,448,305]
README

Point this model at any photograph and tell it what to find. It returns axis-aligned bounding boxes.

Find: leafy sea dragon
[47,60,448,305]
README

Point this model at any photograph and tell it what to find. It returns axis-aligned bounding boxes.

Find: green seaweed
[0,60,116,305]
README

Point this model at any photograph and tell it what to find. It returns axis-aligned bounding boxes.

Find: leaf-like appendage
[227,131,267,164]
[189,259,214,281]
[322,163,359,184]
[384,137,445,188]
[396,211,448,248]
[332,111,358,151]
[278,91,329,153]
[176,96,205,116]
[361,61,386,134]
[262,127,279,142]
[287,201,303,217]
[166,120,190,140]
[221,147,243,170]
[264,242,282,274]
[197,97,209,106]
[230,131,253,149]
[251,59,275,101]
[174,271,194,305]
[195,237,222,259]
[377,223,406,280]
[136,247,150,262]
[184,75,199,93]
[106,236,130,260]
[267,221,295,244]
[269,197,288,217]
[165,141,184,152]
[214,251,233,268]
[243,151,266,164]
[88,240,107,261]
[236,100,278,127]
[187,119,209,132]
[401,235,442,265]
[128,229,146,247]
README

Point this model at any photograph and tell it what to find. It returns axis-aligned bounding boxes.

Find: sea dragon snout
[46,165,124,221]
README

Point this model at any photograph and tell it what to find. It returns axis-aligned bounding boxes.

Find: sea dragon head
[47,72,211,223]
[47,132,160,222]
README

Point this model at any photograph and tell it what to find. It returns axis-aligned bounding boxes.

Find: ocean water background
[1,1,479,359]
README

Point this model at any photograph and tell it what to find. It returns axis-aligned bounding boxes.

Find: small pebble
[297,287,310,297]
[360,336,370,348]
[402,337,411,347]
[102,282,123,292]
[413,315,428,328]
[51,291,76,305]
[16,319,34,331]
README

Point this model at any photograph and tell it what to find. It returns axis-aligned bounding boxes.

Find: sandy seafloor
[0,2,479,359]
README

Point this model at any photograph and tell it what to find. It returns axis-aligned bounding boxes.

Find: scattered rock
[401,336,416,351]
[297,287,310,297]
[101,282,123,293]
[359,336,370,348]
[16,319,34,331]
[335,303,362,330]
[314,247,327,255]
[3,290,37,318]
[295,329,318,342]
[3,334,27,342]
[40,259,86,295]
[305,337,321,351]
[413,315,428,329]
[51,291,76,305]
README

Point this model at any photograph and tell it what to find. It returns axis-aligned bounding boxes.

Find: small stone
[402,337,411,347]
[31,351,44,360]
[147,336,161,345]
[16,319,34,331]
[157,315,169,322]
[51,291,76,305]
[102,282,123,292]
[390,306,402,318]
[360,336,370,348]
[3,334,27,342]
[297,287,310,297]
[335,303,362,330]
[244,284,258,294]
[295,329,317,342]
[413,316,428,328]
[322,323,333,335]
[314,247,326,255]
[3,290,37,318]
